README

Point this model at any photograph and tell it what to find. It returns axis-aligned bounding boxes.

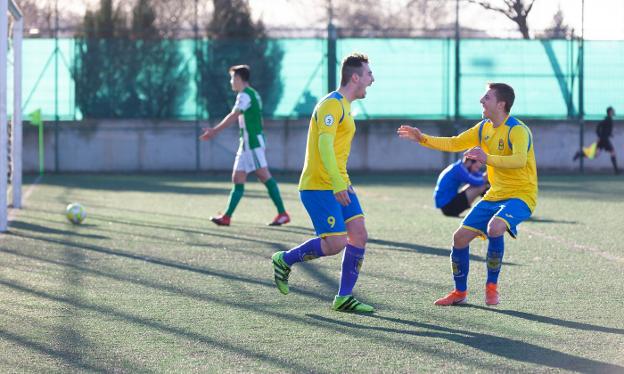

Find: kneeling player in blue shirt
[435,158,489,217]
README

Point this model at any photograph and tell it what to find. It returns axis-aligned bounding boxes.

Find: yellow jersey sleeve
[421,123,481,152]
[318,133,347,193]
[315,98,343,136]
[487,125,530,169]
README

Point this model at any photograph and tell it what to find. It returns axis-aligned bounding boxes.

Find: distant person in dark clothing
[573,106,619,174]
[434,158,489,217]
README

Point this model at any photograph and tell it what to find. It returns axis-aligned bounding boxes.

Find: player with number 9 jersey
[271,53,376,313]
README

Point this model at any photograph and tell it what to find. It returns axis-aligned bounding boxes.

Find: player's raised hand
[199,127,217,141]
[464,146,487,163]
[397,125,424,142]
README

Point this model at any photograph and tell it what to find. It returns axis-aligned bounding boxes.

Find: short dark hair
[229,65,250,82]
[607,106,614,115]
[488,82,515,113]
[340,53,369,87]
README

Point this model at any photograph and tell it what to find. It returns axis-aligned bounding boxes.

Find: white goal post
[1,0,22,232]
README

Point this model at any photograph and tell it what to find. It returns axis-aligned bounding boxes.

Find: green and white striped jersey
[234,86,265,150]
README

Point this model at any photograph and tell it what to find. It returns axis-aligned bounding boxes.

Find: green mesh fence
[272,39,326,118]
[337,38,454,119]
[15,38,77,119]
[458,39,580,118]
[9,38,624,121]
[584,41,624,117]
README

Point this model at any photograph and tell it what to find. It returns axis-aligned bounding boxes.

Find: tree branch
[467,0,511,16]
[525,0,537,15]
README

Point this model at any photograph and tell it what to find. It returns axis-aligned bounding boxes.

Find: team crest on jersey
[498,138,504,150]
[324,114,334,126]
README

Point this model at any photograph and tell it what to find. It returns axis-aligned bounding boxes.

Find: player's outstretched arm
[397,125,425,143]
[199,110,240,141]
[398,123,480,153]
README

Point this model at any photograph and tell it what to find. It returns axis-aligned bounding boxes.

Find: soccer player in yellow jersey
[398,83,538,306]
[271,53,375,312]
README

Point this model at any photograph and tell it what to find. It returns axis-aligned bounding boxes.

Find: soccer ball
[66,203,87,224]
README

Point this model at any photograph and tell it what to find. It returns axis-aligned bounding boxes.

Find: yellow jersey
[421,116,538,211]
[299,91,355,190]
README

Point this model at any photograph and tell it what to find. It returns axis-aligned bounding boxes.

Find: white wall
[21,119,623,173]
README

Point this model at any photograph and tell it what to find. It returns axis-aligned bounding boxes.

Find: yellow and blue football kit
[299,91,354,191]
[299,91,363,237]
[420,114,538,299]
[421,115,537,239]
[300,189,363,237]
[272,84,373,311]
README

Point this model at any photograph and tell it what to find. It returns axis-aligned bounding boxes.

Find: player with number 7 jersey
[271,53,375,312]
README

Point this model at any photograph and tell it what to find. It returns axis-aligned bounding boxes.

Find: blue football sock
[486,235,505,284]
[282,237,324,266]
[451,246,470,292]
[338,244,365,296]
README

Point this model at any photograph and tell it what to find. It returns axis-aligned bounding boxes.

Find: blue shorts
[462,198,532,239]
[300,189,364,237]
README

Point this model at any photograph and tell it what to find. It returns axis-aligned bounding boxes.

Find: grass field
[1,173,623,373]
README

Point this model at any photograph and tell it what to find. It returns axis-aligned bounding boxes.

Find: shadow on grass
[40,173,303,200]
[0,328,110,373]
[2,245,423,372]
[297,261,339,294]
[57,245,103,372]
[271,225,316,236]
[9,221,109,240]
[0,245,530,371]
[1,246,337,327]
[527,216,578,224]
[39,174,232,195]
[264,225,520,265]
[9,214,345,304]
[307,313,624,373]
[466,305,624,335]
[368,238,522,266]
[5,231,332,303]
[0,277,317,373]
[26,210,293,252]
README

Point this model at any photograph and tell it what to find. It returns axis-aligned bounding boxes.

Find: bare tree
[541,6,573,39]
[285,0,452,37]
[405,0,453,34]
[467,0,536,39]
[146,0,212,38]
[332,1,401,36]
[18,0,54,35]
[19,0,84,36]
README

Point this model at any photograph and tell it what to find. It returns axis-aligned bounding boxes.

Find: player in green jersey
[200,65,290,226]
